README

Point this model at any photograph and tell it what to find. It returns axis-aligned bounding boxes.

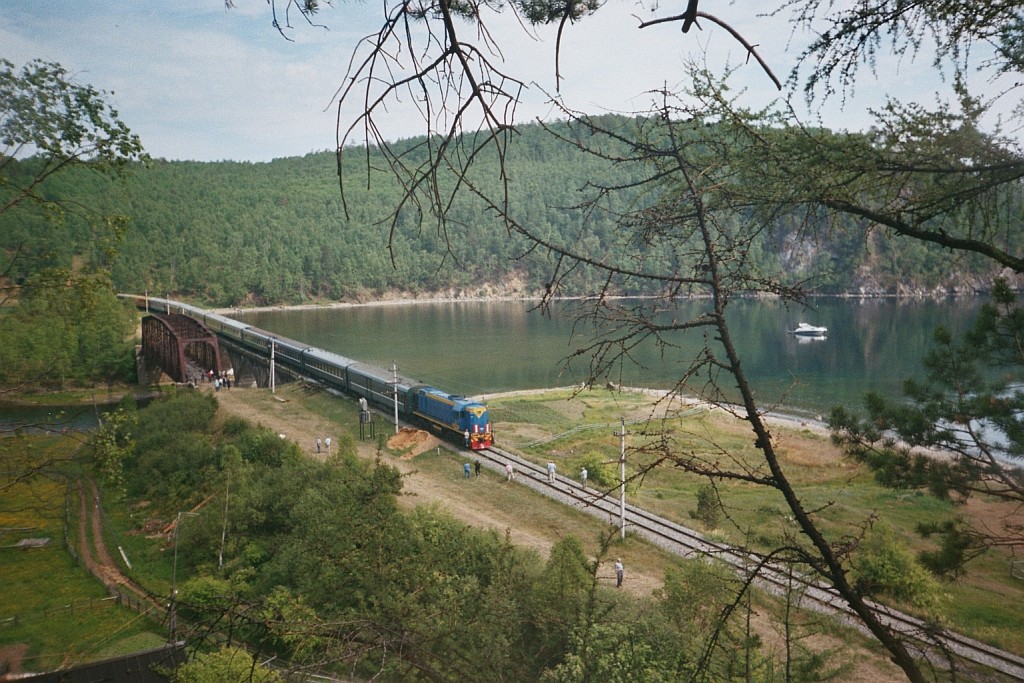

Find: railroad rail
[468,443,1024,680]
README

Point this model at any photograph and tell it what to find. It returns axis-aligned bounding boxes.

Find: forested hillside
[3,117,1011,306]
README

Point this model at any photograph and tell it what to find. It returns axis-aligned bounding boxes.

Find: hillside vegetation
[2,117,1011,307]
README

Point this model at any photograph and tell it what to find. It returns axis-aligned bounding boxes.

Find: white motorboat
[791,322,827,337]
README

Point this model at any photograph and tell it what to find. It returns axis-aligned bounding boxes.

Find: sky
[4,1,1004,163]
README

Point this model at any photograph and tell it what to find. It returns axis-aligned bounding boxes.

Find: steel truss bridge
[139,311,295,389]
[140,314,224,384]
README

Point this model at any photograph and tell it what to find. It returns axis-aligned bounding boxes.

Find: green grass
[489,399,573,427]
[102,497,175,594]
[483,388,1024,655]
[0,434,164,673]
[383,439,684,585]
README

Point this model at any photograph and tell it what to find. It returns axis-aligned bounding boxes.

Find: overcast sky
[4,1,996,163]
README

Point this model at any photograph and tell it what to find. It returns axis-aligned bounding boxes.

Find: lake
[233,297,986,420]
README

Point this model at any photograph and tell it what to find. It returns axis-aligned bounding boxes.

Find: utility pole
[270,339,276,394]
[218,471,229,571]
[169,511,198,643]
[392,363,400,434]
[614,417,629,539]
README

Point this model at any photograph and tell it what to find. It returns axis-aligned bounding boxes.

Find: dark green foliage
[91,405,137,488]
[231,428,302,468]
[175,646,283,683]
[692,483,722,530]
[545,615,696,682]
[512,0,600,24]
[0,59,145,172]
[578,453,613,488]
[655,560,762,680]
[528,536,593,671]
[0,119,1001,308]
[0,281,137,387]
[1,59,146,391]
[124,390,220,506]
[850,526,942,611]
[916,519,983,580]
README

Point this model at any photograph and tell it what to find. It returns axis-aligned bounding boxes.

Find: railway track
[474,444,1024,681]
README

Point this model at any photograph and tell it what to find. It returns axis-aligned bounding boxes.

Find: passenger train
[127,296,493,450]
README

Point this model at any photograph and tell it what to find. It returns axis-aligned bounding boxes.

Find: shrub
[175,645,282,683]
[691,484,721,530]
[851,525,944,612]
[578,455,614,488]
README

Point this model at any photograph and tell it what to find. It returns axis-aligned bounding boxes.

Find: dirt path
[212,386,572,560]
[75,477,155,604]
[0,477,160,679]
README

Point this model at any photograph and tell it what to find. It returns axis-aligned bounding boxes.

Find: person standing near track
[580,466,588,489]
[547,461,556,483]
[614,558,624,588]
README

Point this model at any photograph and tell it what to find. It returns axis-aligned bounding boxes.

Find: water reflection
[0,403,101,433]
[235,297,985,418]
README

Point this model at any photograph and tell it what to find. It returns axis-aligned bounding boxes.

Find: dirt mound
[0,644,28,679]
[388,427,441,459]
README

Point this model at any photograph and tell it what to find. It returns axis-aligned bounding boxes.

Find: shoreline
[477,384,832,437]
[213,295,545,316]
[209,289,991,317]
[162,293,892,438]
[205,297,838,434]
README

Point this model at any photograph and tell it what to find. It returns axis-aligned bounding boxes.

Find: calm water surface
[0,403,106,432]
[235,298,986,419]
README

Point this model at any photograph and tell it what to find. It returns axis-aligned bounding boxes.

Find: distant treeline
[2,116,1009,307]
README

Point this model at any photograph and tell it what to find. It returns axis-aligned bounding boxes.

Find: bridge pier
[220,345,299,389]
[135,344,167,385]
[224,349,260,389]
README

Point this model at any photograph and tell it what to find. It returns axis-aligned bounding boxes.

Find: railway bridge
[139,311,297,388]
[140,314,224,384]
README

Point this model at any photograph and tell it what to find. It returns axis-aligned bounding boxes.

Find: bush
[691,484,721,530]
[175,646,282,683]
[851,525,943,612]
[578,455,614,488]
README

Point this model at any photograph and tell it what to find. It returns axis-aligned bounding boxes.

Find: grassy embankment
[497,388,1024,654]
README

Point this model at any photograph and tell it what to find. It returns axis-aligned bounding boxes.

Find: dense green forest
[1,116,1011,307]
